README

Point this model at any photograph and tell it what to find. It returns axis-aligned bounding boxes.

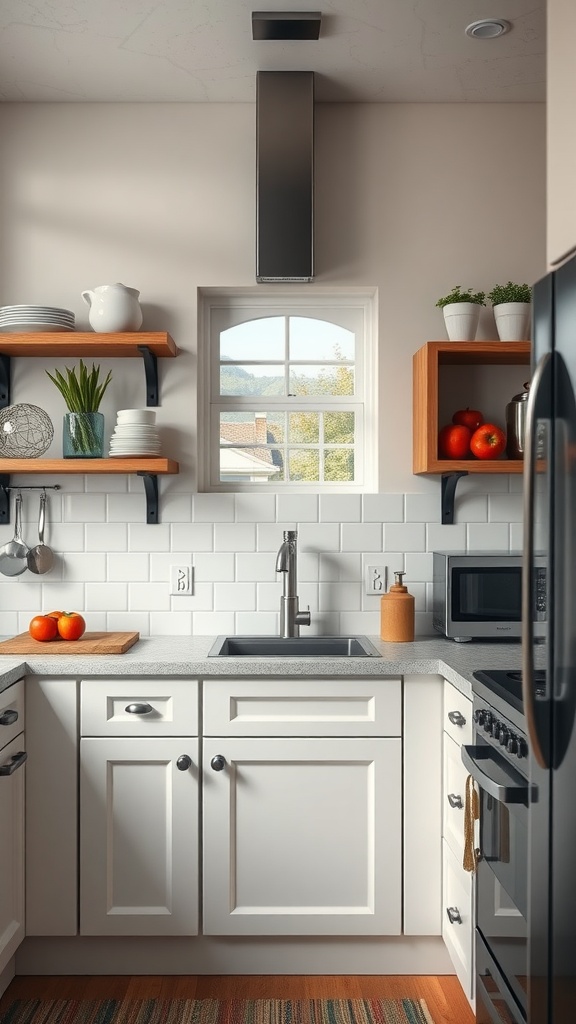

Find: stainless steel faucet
[275,530,311,638]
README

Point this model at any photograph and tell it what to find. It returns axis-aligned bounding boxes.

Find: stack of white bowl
[109,409,162,457]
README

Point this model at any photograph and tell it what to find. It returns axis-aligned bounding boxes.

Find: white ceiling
[0,0,545,104]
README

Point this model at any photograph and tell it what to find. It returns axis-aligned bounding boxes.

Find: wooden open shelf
[413,341,531,474]
[0,332,177,358]
[0,458,179,475]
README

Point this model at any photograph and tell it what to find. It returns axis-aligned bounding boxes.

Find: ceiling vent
[256,70,315,283]
[252,11,321,40]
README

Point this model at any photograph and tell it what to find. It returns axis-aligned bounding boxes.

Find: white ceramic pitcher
[81,283,143,333]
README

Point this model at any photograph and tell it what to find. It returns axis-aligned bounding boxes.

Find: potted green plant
[487,281,532,341]
[436,286,486,342]
[46,360,112,458]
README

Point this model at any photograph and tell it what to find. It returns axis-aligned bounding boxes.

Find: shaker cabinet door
[80,737,199,936]
[202,736,401,936]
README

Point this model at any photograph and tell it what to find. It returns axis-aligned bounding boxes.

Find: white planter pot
[442,302,481,342]
[493,302,531,341]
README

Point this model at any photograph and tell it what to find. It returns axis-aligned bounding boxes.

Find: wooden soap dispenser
[380,570,415,642]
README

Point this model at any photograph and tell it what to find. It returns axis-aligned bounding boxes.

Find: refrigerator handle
[522,351,551,770]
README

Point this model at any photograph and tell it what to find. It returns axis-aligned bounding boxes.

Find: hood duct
[256,70,314,283]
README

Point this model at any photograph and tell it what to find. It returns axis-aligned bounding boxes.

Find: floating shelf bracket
[137,471,159,524]
[0,475,9,523]
[0,356,10,409]
[441,471,468,525]
[137,345,159,406]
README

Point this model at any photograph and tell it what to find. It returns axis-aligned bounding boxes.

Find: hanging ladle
[0,492,29,577]
[27,490,55,575]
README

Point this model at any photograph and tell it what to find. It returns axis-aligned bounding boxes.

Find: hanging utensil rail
[0,482,61,525]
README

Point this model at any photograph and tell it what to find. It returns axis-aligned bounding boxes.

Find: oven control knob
[474,709,487,726]
[498,725,509,746]
[517,739,528,759]
[507,735,519,755]
[483,713,493,733]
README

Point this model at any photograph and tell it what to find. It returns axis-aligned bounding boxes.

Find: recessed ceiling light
[465,19,511,39]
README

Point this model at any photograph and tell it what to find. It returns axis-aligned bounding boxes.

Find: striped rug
[0,999,435,1024]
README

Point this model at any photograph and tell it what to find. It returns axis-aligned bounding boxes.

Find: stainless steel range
[462,669,541,1024]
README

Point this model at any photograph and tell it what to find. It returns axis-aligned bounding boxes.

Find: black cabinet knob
[211,754,226,771]
[176,755,192,771]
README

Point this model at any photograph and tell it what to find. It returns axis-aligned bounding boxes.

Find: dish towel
[463,773,479,872]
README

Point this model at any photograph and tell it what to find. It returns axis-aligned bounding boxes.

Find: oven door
[462,735,529,1023]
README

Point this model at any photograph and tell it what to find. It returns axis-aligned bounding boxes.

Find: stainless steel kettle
[505,382,530,459]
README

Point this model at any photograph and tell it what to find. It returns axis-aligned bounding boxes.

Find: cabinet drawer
[443,733,471,860]
[203,677,402,737]
[81,678,198,736]
[443,679,472,746]
[0,680,24,751]
[442,839,474,1000]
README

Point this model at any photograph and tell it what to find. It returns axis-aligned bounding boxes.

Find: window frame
[198,287,378,493]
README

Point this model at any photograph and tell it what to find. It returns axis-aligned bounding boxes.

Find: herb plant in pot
[46,360,112,458]
[488,281,532,341]
[436,286,486,342]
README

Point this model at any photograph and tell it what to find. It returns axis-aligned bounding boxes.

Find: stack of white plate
[109,408,162,458]
[0,305,75,333]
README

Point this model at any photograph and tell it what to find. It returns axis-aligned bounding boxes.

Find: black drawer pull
[211,755,226,771]
[176,755,192,771]
[448,710,466,727]
[125,703,154,715]
[446,906,462,925]
[0,709,18,726]
[447,793,463,808]
[0,751,27,776]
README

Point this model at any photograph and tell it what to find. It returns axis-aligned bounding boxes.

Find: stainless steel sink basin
[208,635,382,657]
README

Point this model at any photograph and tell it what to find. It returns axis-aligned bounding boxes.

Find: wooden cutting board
[0,631,139,655]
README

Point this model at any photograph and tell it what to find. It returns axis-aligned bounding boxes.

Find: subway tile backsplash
[2,480,523,637]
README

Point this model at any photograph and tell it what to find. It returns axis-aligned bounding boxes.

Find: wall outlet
[365,565,388,595]
[170,565,194,596]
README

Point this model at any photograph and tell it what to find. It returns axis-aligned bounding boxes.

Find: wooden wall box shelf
[413,341,531,475]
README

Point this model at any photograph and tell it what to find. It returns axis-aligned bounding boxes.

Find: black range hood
[256,70,314,283]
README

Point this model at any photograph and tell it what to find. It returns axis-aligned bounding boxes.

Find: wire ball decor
[0,403,54,458]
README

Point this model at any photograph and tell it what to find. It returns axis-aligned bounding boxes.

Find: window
[198,290,377,492]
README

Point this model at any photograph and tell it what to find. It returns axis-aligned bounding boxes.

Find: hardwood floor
[0,975,475,1024]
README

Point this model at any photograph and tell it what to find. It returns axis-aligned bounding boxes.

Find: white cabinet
[441,678,475,1003]
[402,674,443,936]
[26,678,78,935]
[0,679,26,973]
[79,678,199,936]
[202,677,402,936]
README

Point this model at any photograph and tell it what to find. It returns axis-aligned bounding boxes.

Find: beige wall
[0,101,545,494]
[547,0,576,265]
[0,101,547,634]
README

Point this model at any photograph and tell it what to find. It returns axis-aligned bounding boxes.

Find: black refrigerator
[523,252,576,1024]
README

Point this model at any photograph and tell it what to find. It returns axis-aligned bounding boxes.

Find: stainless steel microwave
[432,551,547,642]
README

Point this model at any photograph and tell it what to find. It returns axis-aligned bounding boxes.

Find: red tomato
[452,407,484,431]
[470,423,507,459]
[29,614,59,643]
[438,424,472,459]
[57,612,86,641]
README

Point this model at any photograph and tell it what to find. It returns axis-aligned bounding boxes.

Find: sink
[207,635,382,658]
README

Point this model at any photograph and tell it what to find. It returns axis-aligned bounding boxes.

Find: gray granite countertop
[0,634,534,698]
